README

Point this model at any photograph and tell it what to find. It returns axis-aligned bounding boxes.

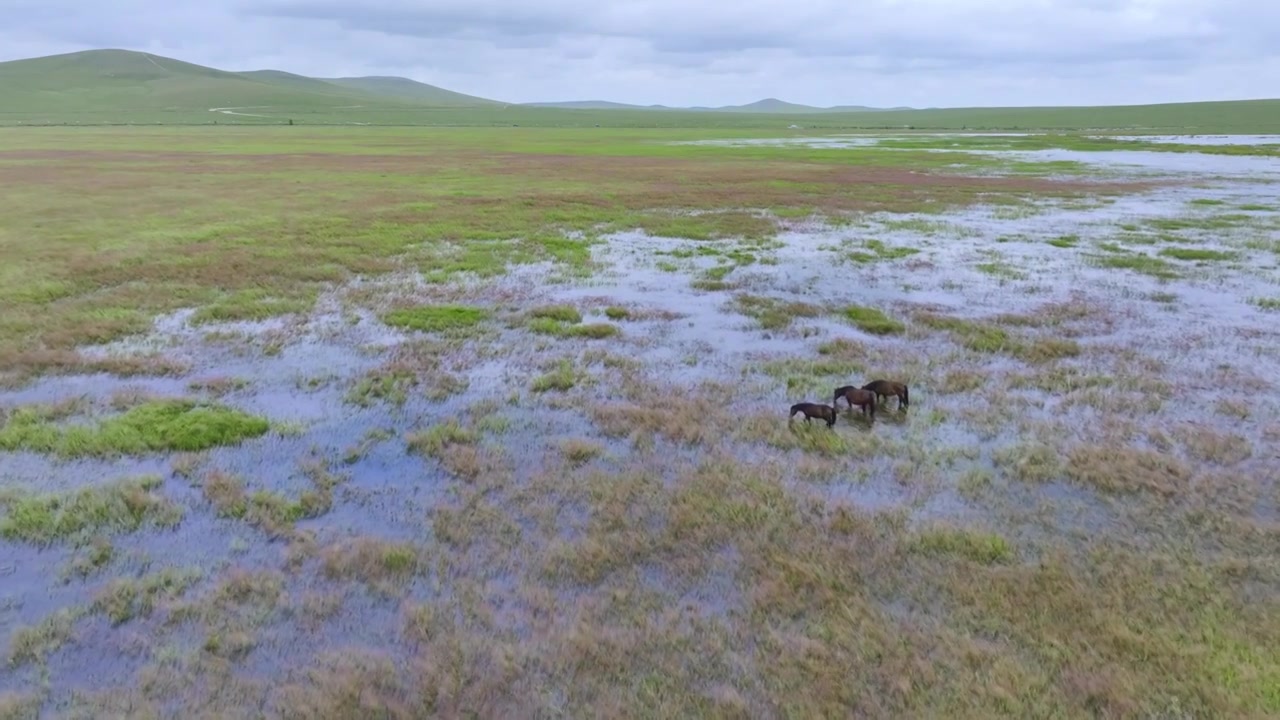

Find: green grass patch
[604,306,631,320]
[1089,251,1180,279]
[838,304,905,335]
[529,304,583,324]
[1249,297,1280,311]
[731,294,822,331]
[1146,214,1257,232]
[975,259,1028,280]
[92,567,203,626]
[190,288,315,324]
[382,304,490,334]
[406,420,478,459]
[0,399,270,457]
[345,367,416,408]
[909,525,1015,565]
[1157,247,1238,262]
[0,475,182,545]
[531,359,583,393]
[529,317,620,340]
[916,313,1015,354]
[844,238,922,263]
[1046,235,1078,248]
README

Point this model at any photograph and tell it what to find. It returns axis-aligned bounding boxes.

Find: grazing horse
[789,402,837,428]
[833,385,877,419]
[861,379,909,409]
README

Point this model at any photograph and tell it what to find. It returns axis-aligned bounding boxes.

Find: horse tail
[902,385,909,407]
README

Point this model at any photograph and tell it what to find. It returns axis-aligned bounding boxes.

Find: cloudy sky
[2,0,1276,107]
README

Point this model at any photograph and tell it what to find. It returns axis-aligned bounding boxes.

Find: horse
[861,379,909,409]
[789,402,837,428]
[833,386,876,419]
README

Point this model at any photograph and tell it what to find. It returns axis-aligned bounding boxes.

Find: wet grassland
[2,126,1280,718]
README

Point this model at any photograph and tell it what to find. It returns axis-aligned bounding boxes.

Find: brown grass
[1065,445,1193,496]
[321,537,424,596]
[1174,425,1254,465]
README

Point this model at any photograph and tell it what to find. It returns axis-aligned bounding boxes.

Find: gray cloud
[2,0,1276,107]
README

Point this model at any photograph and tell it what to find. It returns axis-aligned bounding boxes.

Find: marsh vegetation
[2,126,1278,718]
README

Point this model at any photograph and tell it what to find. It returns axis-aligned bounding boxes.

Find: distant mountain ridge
[521,97,916,113]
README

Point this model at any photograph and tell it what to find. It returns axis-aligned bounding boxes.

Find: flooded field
[2,129,1279,718]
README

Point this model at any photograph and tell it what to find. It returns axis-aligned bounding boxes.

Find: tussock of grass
[92,567,202,626]
[529,304,582,324]
[909,525,1014,565]
[589,384,730,446]
[1090,250,1180,279]
[1018,337,1081,363]
[202,466,342,538]
[838,304,905,335]
[1065,445,1192,496]
[7,607,86,667]
[558,438,604,465]
[190,288,315,325]
[975,259,1027,280]
[531,359,584,392]
[562,322,621,339]
[0,399,269,457]
[345,366,416,407]
[406,419,478,458]
[1158,247,1238,262]
[916,312,1013,353]
[321,537,423,595]
[845,238,921,263]
[993,442,1063,484]
[0,475,182,545]
[1047,234,1078,248]
[527,306,621,339]
[1250,297,1280,311]
[1174,426,1253,465]
[730,293,822,331]
[381,304,489,334]
[938,368,986,394]
[604,306,631,320]
[815,337,866,358]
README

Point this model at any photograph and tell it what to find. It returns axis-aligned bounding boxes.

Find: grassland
[1,122,1278,718]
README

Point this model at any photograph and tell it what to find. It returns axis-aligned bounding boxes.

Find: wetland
[1,126,1278,718]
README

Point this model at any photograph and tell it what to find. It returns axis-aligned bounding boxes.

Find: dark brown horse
[861,379,909,409]
[833,386,876,419]
[789,402,837,428]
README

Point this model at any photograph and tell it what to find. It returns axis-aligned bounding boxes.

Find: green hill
[316,76,500,106]
[0,49,501,123]
[0,49,383,109]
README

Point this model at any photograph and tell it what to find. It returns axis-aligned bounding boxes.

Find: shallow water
[3,138,1279,708]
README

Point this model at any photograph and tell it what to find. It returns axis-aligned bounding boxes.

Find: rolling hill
[0,48,503,123]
